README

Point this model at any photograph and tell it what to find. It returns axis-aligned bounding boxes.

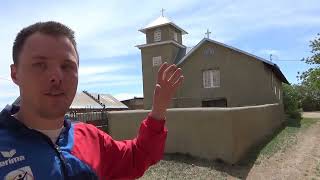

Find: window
[203,70,220,88]
[152,56,162,66]
[204,48,214,56]
[274,86,277,95]
[174,32,178,41]
[278,89,281,100]
[154,29,161,42]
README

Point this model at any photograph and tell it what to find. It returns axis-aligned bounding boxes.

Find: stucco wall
[107,103,284,164]
[176,41,283,108]
[141,43,181,109]
[146,25,182,44]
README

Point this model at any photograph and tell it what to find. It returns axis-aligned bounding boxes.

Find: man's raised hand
[149,62,184,120]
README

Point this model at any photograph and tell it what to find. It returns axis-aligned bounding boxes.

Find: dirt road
[246,113,320,179]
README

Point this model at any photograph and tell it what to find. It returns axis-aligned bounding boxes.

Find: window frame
[154,29,161,42]
[152,56,162,67]
[203,69,220,88]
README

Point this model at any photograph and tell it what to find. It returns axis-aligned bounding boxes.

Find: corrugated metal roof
[186,47,194,54]
[139,16,188,35]
[70,92,104,109]
[90,93,128,109]
[176,38,289,84]
[12,92,128,110]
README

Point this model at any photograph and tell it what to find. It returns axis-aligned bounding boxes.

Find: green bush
[282,84,302,119]
[295,84,320,111]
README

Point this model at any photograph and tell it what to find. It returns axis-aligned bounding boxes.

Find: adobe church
[137,15,289,110]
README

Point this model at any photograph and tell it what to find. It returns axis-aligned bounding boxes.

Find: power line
[274,60,303,61]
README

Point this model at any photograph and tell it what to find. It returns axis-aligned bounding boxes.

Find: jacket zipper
[54,144,69,179]
[34,130,69,179]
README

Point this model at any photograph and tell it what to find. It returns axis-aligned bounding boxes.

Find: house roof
[136,40,186,49]
[90,93,128,109]
[70,92,104,109]
[12,92,128,110]
[139,16,188,35]
[176,38,289,84]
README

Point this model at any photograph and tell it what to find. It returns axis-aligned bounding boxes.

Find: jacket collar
[0,104,71,131]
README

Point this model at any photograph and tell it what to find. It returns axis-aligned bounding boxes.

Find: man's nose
[49,67,63,85]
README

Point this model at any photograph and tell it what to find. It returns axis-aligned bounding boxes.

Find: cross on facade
[161,8,165,17]
[205,29,211,39]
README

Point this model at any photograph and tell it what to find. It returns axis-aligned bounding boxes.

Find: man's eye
[32,62,46,69]
[61,64,76,71]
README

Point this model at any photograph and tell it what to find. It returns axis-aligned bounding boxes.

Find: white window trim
[174,32,178,41]
[203,69,220,88]
[278,89,281,100]
[154,29,161,42]
[271,72,274,89]
[152,56,162,67]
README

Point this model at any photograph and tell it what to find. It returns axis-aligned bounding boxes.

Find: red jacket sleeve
[72,115,168,180]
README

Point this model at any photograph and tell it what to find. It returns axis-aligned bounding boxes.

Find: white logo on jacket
[5,166,34,180]
[0,149,26,168]
[1,149,16,158]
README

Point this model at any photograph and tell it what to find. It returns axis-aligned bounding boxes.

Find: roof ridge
[176,38,288,83]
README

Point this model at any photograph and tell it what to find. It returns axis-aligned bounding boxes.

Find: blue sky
[0,0,319,109]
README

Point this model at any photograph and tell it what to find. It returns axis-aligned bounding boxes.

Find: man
[0,21,184,179]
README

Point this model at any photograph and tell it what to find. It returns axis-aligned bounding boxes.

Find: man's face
[11,32,78,119]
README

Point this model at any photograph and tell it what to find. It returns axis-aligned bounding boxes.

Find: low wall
[107,103,284,164]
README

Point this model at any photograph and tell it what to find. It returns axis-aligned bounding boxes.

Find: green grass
[316,161,320,177]
[257,118,318,160]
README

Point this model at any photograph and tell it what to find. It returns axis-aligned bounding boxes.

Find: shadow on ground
[162,118,302,179]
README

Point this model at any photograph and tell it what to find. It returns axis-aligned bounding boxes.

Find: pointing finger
[157,62,168,84]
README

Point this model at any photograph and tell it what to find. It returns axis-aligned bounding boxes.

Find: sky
[0,0,319,109]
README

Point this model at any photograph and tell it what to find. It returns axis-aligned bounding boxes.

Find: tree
[282,84,301,119]
[298,34,320,111]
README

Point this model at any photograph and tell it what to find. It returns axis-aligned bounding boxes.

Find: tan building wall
[107,103,284,164]
[175,41,283,107]
[146,25,182,44]
[140,43,182,109]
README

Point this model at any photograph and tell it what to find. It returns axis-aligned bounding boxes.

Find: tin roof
[70,92,103,109]
[90,93,128,109]
[139,16,188,35]
[176,38,289,84]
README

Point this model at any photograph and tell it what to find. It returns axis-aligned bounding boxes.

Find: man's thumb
[154,84,161,96]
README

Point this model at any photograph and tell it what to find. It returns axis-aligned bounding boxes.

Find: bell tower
[137,12,188,109]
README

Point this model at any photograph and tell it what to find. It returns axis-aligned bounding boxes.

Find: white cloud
[0,79,19,108]
[79,81,142,90]
[113,93,143,101]
[79,64,131,76]
[80,74,141,85]
[178,0,320,45]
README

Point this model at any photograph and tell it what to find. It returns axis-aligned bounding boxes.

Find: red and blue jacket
[0,105,167,179]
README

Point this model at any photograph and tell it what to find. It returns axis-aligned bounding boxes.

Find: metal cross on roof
[205,29,211,39]
[161,8,165,17]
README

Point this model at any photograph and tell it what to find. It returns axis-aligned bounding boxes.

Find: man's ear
[10,64,20,86]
